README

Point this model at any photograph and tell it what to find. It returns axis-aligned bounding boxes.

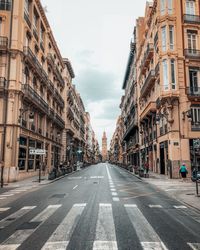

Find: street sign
[29,149,46,155]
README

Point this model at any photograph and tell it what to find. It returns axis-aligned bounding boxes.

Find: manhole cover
[93,182,98,184]
[51,194,66,198]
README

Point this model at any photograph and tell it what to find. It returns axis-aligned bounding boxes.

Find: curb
[113,164,142,180]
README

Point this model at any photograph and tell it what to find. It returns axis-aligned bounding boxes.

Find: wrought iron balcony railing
[55,66,65,87]
[54,89,64,108]
[0,36,8,50]
[55,113,65,129]
[191,122,200,131]
[187,87,200,97]
[22,84,49,114]
[140,70,156,98]
[184,49,200,59]
[183,14,200,24]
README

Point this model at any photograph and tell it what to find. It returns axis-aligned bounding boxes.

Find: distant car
[191,169,200,182]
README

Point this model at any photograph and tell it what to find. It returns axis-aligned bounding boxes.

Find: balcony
[55,113,65,129]
[140,43,154,74]
[187,87,200,99]
[140,102,156,121]
[183,14,200,24]
[67,90,74,105]
[0,36,8,50]
[24,11,31,29]
[191,122,200,131]
[23,46,48,83]
[67,107,74,121]
[55,66,65,87]
[47,79,54,93]
[184,49,200,60]
[49,108,55,120]
[54,89,64,108]
[140,70,156,98]
[33,27,39,41]
[22,84,49,114]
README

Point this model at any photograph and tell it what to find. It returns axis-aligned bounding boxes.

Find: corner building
[117,0,200,178]
[137,0,200,178]
[0,0,69,182]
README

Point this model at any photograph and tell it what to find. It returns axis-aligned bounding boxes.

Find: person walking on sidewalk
[179,163,188,181]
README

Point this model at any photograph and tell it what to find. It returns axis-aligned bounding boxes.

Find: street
[0,163,200,250]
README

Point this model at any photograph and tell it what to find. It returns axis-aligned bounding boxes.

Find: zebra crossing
[0,186,38,200]
[0,203,199,250]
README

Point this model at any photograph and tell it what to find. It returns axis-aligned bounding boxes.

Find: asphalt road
[0,163,199,250]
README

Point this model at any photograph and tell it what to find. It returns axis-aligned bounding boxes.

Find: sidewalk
[142,171,200,211]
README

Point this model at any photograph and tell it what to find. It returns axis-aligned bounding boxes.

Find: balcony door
[189,69,199,94]
[187,32,197,54]
[186,0,195,15]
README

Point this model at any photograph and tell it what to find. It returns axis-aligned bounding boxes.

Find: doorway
[160,144,165,174]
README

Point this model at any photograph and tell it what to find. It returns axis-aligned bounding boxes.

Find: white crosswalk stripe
[0,208,10,212]
[188,243,200,250]
[0,203,199,250]
[0,205,61,250]
[41,203,86,250]
[0,206,36,229]
[124,204,168,250]
[93,203,118,250]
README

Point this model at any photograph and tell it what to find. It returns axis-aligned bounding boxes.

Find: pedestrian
[144,161,149,175]
[179,163,188,180]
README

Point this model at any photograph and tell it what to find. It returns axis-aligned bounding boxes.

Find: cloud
[75,68,121,103]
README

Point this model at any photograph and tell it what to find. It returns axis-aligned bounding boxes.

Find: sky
[41,0,147,148]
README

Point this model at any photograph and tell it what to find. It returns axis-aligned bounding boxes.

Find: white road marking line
[173,205,187,209]
[41,204,86,250]
[141,242,168,250]
[0,194,14,197]
[0,205,62,249]
[99,203,111,207]
[187,243,200,250]
[67,177,82,180]
[90,176,104,179]
[149,205,163,208]
[0,207,10,212]
[73,185,78,190]
[93,241,118,250]
[113,197,119,202]
[124,204,137,208]
[93,204,118,250]
[110,189,116,192]
[0,206,36,229]
[106,166,112,180]
[111,192,118,196]
[125,204,168,250]
[0,197,6,200]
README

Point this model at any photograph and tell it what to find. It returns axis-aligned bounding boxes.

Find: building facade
[0,0,97,183]
[112,0,200,178]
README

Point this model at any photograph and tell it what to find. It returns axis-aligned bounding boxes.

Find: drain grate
[186,193,195,195]
[6,218,15,221]
[50,194,66,198]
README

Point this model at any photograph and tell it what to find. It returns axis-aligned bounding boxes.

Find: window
[161,26,167,51]
[162,59,169,90]
[191,107,200,129]
[169,25,174,50]
[160,0,166,15]
[186,0,195,15]
[24,67,29,84]
[189,68,198,92]
[0,0,12,11]
[33,10,39,31]
[187,31,197,52]
[168,0,173,14]
[170,59,176,89]
[24,0,30,15]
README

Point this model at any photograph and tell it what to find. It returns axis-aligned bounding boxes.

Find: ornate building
[102,131,108,162]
